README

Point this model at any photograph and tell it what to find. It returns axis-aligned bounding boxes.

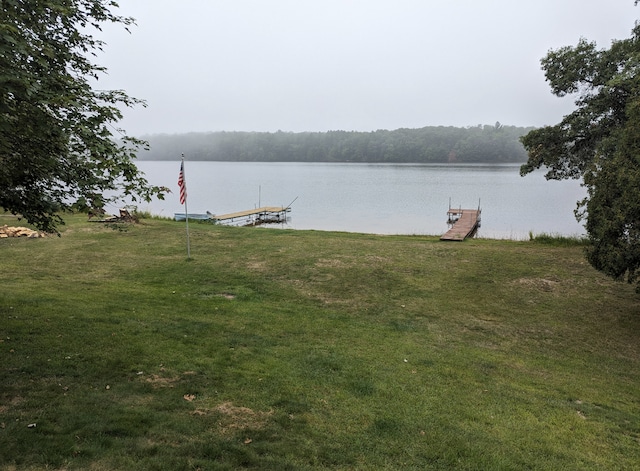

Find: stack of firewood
[0,225,44,238]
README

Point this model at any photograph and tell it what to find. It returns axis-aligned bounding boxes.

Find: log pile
[0,225,44,238]
[88,208,137,223]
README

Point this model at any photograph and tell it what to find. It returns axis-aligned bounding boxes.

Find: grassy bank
[1,214,639,470]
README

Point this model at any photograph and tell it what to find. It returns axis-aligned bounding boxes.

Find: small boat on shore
[174,212,213,221]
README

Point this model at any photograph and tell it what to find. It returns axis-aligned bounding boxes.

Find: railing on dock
[212,206,290,226]
[174,206,291,226]
[441,202,481,241]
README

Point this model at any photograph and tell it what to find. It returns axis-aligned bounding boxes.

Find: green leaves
[0,0,165,233]
[541,39,600,97]
[520,22,640,290]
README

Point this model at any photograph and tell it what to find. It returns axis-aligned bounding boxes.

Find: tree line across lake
[138,123,534,163]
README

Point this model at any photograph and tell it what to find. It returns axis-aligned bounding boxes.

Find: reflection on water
[129,161,585,239]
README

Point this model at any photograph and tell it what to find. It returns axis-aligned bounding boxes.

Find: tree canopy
[139,124,533,164]
[0,0,165,232]
[520,22,640,289]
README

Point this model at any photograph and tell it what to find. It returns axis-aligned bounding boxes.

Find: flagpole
[180,154,191,259]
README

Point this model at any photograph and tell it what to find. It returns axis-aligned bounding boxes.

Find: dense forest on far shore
[138,123,535,163]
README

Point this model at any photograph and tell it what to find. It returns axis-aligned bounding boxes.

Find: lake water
[131,161,586,239]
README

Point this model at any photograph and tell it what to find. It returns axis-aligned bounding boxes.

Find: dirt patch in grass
[193,292,236,300]
[514,277,560,292]
[365,254,391,264]
[315,258,347,268]
[143,370,197,388]
[246,259,268,271]
[215,402,273,435]
[315,255,389,269]
[145,374,180,388]
[192,402,274,435]
[0,396,23,414]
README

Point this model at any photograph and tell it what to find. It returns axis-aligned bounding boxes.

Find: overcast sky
[94,1,638,136]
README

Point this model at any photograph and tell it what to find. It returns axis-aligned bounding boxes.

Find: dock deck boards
[212,206,288,222]
[440,209,481,241]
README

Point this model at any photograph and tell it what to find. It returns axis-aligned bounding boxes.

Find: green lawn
[1,214,639,470]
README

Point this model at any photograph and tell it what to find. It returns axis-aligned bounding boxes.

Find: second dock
[440,207,481,241]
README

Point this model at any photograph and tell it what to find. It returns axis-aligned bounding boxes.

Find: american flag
[178,160,187,205]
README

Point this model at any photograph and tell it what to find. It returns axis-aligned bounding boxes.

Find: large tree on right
[521,23,640,290]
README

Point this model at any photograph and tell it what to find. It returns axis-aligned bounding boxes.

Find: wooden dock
[212,206,290,226]
[440,208,481,241]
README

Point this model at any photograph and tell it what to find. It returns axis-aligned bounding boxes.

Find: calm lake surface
[132,161,586,239]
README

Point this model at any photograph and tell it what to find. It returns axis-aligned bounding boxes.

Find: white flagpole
[180,154,191,259]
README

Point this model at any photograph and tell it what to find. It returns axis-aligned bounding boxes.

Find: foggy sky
[94,1,638,136]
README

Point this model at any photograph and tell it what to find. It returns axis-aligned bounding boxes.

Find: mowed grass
[1,214,639,470]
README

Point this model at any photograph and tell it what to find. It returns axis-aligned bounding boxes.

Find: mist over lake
[131,161,585,239]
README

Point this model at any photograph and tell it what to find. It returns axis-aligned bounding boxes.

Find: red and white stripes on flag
[178,160,187,205]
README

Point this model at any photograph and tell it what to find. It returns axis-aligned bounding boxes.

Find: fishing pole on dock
[285,196,298,210]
